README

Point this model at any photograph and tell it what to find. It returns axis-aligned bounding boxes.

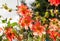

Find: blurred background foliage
[31,0,60,24]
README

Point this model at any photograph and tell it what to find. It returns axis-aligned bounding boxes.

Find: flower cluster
[18,3,45,37]
[0,0,60,41]
[47,18,60,41]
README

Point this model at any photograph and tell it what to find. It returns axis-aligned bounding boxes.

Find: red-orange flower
[31,21,45,36]
[17,4,32,16]
[47,30,58,41]
[19,16,33,29]
[5,27,15,41]
[58,33,60,38]
[48,0,60,6]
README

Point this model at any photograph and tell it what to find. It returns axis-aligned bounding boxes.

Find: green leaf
[41,17,46,21]
[2,19,7,23]
[0,36,2,41]
[7,21,11,27]
[28,33,33,41]
[28,36,33,41]
[11,22,17,27]
[27,31,33,41]
[3,39,8,41]
[41,17,46,24]
[44,12,49,18]
[36,36,41,41]
[51,13,54,17]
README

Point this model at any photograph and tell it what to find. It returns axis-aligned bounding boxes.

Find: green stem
[46,4,50,11]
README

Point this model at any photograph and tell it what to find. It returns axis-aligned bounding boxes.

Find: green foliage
[31,0,60,25]
[7,21,18,27]
[0,36,2,41]
[28,30,33,41]
[11,22,18,27]
[3,39,8,41]
[0,16,1,18]
[44,11,49,18]
[7,21,11,27]
[32,0,48,14]
[2,19,7,23]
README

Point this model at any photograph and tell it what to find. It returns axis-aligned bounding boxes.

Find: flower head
[31,21,45,36]
[47,30,58,41]
[48,0,60,6]
[17,4,32,17]
[5,27,15,41]
[19,16,33,29]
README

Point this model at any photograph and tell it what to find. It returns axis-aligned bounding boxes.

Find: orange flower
[49,23,58,31]
[5,27,15,41]
[47,30,58,41]
[58,33,60,37]
[19,16,33,29]
[48,0,60,6]
[17,4,32,16]
[31,21,45,36]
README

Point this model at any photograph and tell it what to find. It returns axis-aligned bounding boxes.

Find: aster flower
[31,21,45,36]
[49,18,59,31]
[57,33,60,38]
[47,30,58,41]
[19,16,33,30]
[5,27,15,41]
[49,22,58,31]
[48,0,60,6]
[17,4,32,17]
